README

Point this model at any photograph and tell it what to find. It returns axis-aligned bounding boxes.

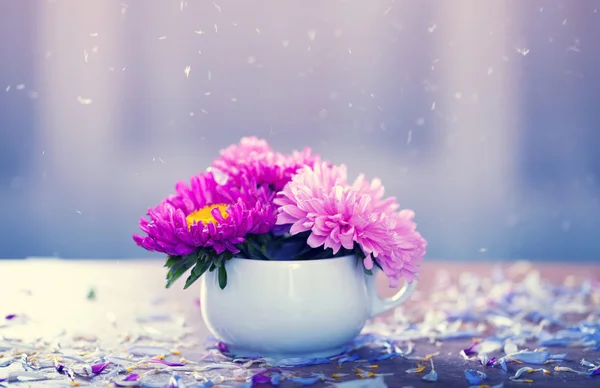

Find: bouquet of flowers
[133,137,427,290]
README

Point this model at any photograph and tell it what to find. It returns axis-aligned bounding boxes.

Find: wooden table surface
[0,259,598,388]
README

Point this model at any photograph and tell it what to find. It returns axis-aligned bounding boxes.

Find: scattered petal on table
[332,376,388,387]
[508,351,550,364]
[464,369,487,385]
[288,376,321,385]
[127,345,171,356]
[553,366,587,375]
[512,367,535,379]
[168,374,187,388]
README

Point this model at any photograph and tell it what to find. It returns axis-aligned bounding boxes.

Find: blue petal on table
[271,373,281,385]
[287,376,321,385]
[331,376,388,387]
[168,374,187,388]
[498,358,508,372]
[509,350,550,364]
[464,369,487,385]
[338,353,361,364]
[422,370,438,382]
[188,381,215,388]
[548,353,568,360]
[0,358,12,368]
[270,358,331,367]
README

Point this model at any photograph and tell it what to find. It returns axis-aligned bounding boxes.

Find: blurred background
[0,0,598,261]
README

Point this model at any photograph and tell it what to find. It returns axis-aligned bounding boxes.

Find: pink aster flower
[133,172,276,256]
[212,137,323,192]
[275,162,426,286]
[374,210,427,286]
[351,174,399,215]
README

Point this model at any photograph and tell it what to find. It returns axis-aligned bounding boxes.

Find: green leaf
[245,238,271,260]
[164,255,181,268]
[165,253,197,289]
[209,263,217,272]
[363,267,373,276]
[183,259,211,289]
[218,264,228,289]
[354,243,366,259]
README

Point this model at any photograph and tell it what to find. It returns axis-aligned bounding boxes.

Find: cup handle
[366,271,418,318]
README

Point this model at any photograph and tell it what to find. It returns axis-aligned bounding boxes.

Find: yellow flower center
[186,204,229,228]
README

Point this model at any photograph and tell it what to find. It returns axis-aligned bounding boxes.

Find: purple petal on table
[510,350,550,364]
[251,373,271,384]
[194,298,201,307]
[271,358,331,367]
[4,315,16,321]
[288,376,321,385]
[464,369,487,385]
[54,360,65,373]
[217,342,229,353]
[462,341,481,356]
[149,359,186,367]
[168,374,186,388]
[485,356,497,366]
[114,374,142,386]
[91,361,111,374]
[124,374,142,381]
[589,366,600,376]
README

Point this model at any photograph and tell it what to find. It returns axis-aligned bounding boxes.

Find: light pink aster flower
[275,162,427,286]
[351,174,399,215]
[376,210,427,286]
[212,137,323,192]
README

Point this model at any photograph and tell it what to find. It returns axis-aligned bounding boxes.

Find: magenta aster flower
[275,162,426,286]
[133,172,276,257]
[212,136,323,191]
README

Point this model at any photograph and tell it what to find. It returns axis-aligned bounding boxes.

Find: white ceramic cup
[200,254,417,358]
